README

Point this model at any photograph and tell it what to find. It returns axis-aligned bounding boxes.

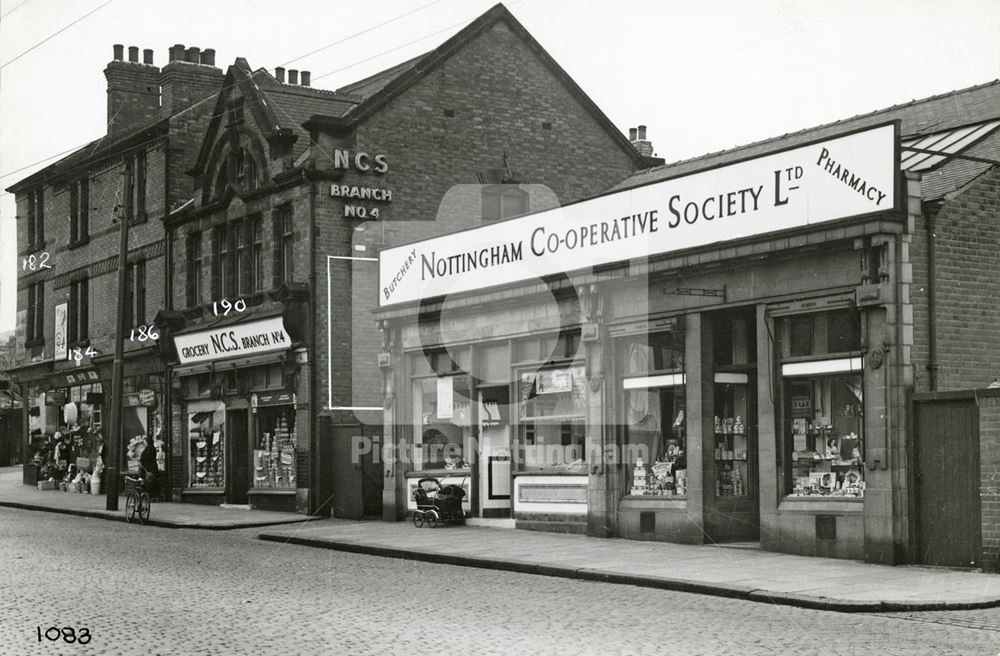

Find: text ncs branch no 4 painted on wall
[377,123,898,307]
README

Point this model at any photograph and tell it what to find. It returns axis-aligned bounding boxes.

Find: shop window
[513,332,582,365]
[779,309,860,359]
[68,278,89,343]
[27,187,45,249]
[188,402,225,487]
[254,405,296,488]
[412,374,471,471]
[712,311,756,367]
[621,333,686,495]
[782,370,864,498]
[272,204,294,287]
[69,179,89,245]
[713,378,751,497]
[481,185,528,221]
[26,282,44,344]
[185,231,203,307]
[517,365,587,472]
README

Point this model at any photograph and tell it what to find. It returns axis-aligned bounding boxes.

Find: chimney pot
[201,48,216,66]
[169,43,185,62]
[637,125,647,140]
[185,46,200,63]
[113,44,124,61]
[128,46,139,63]
[288,69,298,85]
[142,48,154,65]
[275,67,286,83]
[629,127,637,141]
[300,71,311,87]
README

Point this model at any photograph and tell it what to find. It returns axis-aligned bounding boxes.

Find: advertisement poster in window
[54,302,67,361]
[436,376,454,419]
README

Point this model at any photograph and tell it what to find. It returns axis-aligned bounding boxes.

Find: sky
[1,0,999,333]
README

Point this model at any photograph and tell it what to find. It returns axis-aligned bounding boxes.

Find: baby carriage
[412,477,467,528]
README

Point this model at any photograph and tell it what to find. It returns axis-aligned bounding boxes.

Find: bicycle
[124,475,151,525]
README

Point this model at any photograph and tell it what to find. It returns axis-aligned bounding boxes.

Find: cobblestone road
[2,507,999,656]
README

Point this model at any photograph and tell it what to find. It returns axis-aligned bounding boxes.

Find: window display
[254,406,296,488]
[188,401,225,487]
[626,386,686,496]
[714,381,751,497]
[518,365,587,471]
[784,374,864,497]
[412,375,471,471]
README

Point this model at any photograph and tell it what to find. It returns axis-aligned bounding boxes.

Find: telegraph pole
[105,161,132,511]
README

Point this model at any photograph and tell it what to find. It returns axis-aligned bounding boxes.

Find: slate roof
[615,79,1000,197]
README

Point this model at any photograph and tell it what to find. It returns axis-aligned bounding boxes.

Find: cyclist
[138,435,159,499]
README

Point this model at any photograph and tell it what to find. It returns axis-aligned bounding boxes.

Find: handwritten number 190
[213,298,247,316]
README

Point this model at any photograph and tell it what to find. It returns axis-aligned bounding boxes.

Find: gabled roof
[305,3,646,166]
[615,79,1000,193]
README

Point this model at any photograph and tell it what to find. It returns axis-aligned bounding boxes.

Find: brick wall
[910,165,1000,393]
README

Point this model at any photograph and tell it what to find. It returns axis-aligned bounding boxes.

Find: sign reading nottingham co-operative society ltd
[378,123,898,307]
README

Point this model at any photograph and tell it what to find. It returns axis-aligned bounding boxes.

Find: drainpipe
[924,200,939,392]
[308,173,318,514]
[163,149,173,497]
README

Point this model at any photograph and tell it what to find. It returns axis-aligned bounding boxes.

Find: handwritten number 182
[22,253,51,271]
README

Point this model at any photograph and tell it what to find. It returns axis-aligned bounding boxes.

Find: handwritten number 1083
[37,626,91,644]
[213,298,247,316]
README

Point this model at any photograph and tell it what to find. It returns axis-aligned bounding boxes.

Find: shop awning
[173,352,286,378]
[901,120,1000,171]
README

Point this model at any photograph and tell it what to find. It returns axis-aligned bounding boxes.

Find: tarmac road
[1,506,999,656]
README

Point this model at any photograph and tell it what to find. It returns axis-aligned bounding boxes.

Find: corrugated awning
[901,120,1000,171]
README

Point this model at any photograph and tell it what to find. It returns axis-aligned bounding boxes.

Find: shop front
[170,315,302,512]
[376,123,910,562]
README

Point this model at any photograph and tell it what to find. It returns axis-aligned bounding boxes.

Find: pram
[411,477,467,528]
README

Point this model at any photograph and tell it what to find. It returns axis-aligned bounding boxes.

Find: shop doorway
[227,410,250,505]
[914,399,980,568]
[706,373,759,542]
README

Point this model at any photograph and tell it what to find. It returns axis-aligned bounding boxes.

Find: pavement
[0,465,312,530]
[6,465,1000,613]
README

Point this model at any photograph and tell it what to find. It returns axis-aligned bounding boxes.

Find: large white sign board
[173,316,291,364]
[378,123,898,307]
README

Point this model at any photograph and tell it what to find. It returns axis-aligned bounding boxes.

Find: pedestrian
[138,435,159,498]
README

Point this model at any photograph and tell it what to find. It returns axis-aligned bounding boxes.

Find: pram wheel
[425,509,439,528]
[412,511,424,528]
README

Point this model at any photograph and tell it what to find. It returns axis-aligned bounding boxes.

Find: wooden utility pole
[105,160,132,511]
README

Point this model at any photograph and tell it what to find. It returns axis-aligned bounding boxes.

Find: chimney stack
[300,71,310,87]
[169,43,185,62]
[629,124,655,158]
[288,69,298,85]
[159,44,224,119]
[275,67,285,83]
[105,44,160,137]
[143,48,154,65]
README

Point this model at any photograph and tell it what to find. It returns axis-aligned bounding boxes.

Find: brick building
[159,4,650,514]
[374,79,1000,567]
[7,43,224,483]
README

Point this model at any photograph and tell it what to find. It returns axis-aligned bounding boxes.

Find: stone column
[684,312,707,542]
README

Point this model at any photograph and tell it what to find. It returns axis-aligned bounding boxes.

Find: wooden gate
[914,398,980,567]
